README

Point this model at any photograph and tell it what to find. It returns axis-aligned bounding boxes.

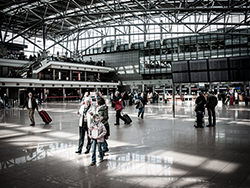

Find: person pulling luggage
[23,92,38,126]
[194,92,206,128]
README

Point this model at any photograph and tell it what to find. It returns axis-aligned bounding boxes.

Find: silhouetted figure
[206,91,218,127]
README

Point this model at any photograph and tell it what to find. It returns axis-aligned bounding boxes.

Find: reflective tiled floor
[0,101,250,188]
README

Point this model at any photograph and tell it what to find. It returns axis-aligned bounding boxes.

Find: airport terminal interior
[0,0,250,187]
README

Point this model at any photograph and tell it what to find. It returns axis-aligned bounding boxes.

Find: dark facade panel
[189,60,207,71]
[209,70,228,82]
[84,51,142,81]
[230,70,250,81]
[190,72,208,82]
[229,56,250,69]
[171,61,188,72]
[172,72,189,83]
[209,58,228,69]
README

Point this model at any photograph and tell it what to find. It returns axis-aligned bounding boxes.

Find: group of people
[75,90,149,166]
[75,92,110,166]
[194,91,218,128]
[220,91,249,106]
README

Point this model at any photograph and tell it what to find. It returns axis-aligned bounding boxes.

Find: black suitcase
[39,110,52,124]
[123,113,132,124]
[194,111,204,127]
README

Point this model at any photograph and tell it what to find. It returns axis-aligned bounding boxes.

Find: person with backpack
[136,92,147,119]
[206,91,218,127]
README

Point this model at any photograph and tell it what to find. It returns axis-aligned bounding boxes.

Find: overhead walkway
[0,77,118,88]
[32,60,114,74]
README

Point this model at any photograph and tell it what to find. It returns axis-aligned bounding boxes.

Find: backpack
[135,99,143,109]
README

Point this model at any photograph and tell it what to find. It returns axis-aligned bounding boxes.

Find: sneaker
[114,123,120,126]
[90,162,96,166]
[75,151,81,154]
[30,124,35,126]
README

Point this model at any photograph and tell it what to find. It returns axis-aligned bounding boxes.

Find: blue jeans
[91,139,104,163]
[102,139,108,151]
[138,106,145,118]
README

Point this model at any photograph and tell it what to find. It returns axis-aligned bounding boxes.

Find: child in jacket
[89,114,107,166]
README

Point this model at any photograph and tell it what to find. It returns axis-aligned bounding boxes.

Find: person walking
[4,94,9,108]
[75,99,93,154]
[136,92,147,119]
[206,91,218,127]
[89,114,107,166]
[194,92,206,128]
[112,91,127,125]
[23,92,38,126]
[97,98,110,153]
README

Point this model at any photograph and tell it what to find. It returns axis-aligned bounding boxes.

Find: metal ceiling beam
[67,31,250,42]
[42,7,250,21]
[47,35,73,54]
[80,36,106,53]
[6,20,42,43]
[20,35,43,50]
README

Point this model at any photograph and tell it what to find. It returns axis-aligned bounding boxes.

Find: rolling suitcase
[122,113,132,124]
[39,110,52,124]
[194,111,204,128]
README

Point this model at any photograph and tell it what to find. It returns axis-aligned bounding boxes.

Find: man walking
[206,91,218,127]
[23,92,38,126]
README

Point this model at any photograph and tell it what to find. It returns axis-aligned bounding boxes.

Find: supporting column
[179,84,182,95]
[144,23,147,48]
[217,84,220,95]
[79,88,82,98]
[128,26,132,49]
[84,71,87,81]
[63,88,65,103]
[101,30,104,53]
[53,69,55,80]
[172,83,175,118]
[6,88,9,97]
[69,70,72,81]
[142,84,145,92]
[188,83,191,95]
[114,28,117,51]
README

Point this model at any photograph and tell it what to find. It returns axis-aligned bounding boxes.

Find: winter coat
[89,122,107,143]
[195,95,206,112]
[206,94,218,109]
[112,97,123,111]
[78,104,95,128]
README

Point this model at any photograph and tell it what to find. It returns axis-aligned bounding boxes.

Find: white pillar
[63,88,65,103]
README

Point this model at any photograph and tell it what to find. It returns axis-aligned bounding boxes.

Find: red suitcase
[39,110,52,124]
